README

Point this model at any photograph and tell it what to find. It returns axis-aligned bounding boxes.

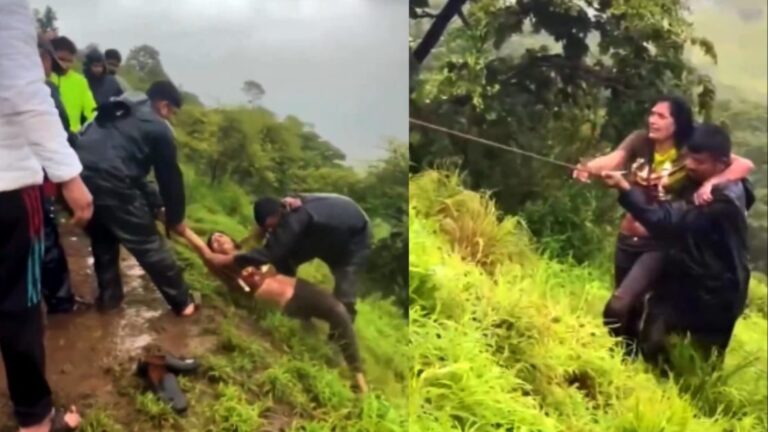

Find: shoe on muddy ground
[135,356,189,414]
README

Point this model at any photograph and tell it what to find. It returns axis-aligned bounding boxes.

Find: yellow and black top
[618,130,690,201]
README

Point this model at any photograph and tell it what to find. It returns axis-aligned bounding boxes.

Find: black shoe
[136,356,189,414]
[163,353,200,375]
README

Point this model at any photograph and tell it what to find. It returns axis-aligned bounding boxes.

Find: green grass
[409,169,768,432]
[66,166,409,431]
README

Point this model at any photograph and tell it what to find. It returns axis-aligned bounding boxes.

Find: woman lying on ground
[572,95,755,354]
[187,230,368,393]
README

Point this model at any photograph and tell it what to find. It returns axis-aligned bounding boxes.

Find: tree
[410,0,719,263]
[124,45,169,85]
[242,80,266,106]
[411,0,470,65]
[33,6,58,34]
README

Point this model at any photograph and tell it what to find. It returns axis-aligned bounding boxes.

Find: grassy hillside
[409,170,768,432]
[76,165,408,432]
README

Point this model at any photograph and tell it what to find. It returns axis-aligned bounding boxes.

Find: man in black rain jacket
[600,123,753,367]
[206,193,372,321]
[75,80,196,317]
[83,48,123,106]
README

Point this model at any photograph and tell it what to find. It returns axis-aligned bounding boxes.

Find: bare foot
[354,373,368,395]
[180,303,196,317]
[60,406,81,430]
[19,406,81,432]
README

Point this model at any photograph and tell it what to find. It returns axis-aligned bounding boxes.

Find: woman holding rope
[572,95,755,353]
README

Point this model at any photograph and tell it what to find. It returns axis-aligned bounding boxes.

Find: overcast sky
[30,0,407,164]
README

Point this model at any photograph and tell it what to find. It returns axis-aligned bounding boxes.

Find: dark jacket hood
[83,49,107,81]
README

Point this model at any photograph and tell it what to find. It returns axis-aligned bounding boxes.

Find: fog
[30,0,407,163]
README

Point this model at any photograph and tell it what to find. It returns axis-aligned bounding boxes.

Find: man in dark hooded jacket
[206,193,371,321]
[83,48,123,106]
[600,123,753,368]
[38,33,79,314]
[75,80,197,317]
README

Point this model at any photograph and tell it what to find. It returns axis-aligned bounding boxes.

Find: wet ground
[0,221,217,426]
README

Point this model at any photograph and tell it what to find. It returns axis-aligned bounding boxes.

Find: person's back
[281,193,370,266]
[657,179,752,328]
[76,94,169,197]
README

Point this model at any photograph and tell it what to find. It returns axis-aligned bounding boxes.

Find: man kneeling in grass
[193,230,368,393]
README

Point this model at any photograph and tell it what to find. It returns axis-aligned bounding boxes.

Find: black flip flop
[136,357,188,414]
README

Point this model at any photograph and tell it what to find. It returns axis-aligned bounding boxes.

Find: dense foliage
[27,7,409,429]
[409,0,767,270]
[409,170,768,431]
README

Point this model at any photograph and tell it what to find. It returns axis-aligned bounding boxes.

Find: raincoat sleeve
[147,124,185,227]
[233,209,311,268]
[618,186,733,238]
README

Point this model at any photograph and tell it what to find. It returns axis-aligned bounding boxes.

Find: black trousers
[638,291,736,369]
[85,193,192,314]
[603,234,664,349]
[278,232,371,323]
[40,195,75,314]
[284,280,362,373]
[0,187,53,426]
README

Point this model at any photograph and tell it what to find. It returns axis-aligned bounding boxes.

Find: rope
[409,117,624,176]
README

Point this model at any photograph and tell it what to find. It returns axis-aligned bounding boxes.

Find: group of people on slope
[35,28,130,315]
[574,95,755,370]
[1,1,372,430]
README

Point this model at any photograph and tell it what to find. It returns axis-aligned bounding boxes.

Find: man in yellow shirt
[49,36,97,133]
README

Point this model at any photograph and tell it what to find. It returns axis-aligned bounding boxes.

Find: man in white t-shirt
[0,0,93,430]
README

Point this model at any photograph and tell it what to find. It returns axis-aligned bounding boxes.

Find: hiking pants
[40,195,75,314]
[84,193,192,314]
[284,279,362,372]
[0,187,53,426]
[330,232,371,323]
[603,234,664,347]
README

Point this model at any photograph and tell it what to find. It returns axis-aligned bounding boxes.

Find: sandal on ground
[136,357,188,413]
[49,406,80,432]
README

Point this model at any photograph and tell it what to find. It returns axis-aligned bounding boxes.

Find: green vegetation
[83,67,406,431]
[19,8,410,430]
[409,1,767,430]
[410,0,767,271]
[409,170,768,431]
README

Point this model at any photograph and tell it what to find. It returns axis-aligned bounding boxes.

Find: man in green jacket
[49,36,97,133]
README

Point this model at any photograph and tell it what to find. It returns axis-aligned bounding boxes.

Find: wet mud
[0,221,217,427]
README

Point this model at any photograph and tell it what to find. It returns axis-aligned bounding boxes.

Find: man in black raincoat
[206,193,371,322]
[600,123,753,367]
[75,80,197,317]
[83,48,123,106]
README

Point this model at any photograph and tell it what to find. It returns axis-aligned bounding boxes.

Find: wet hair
[650,94,695,149]
[146,80,183,109]
[253,197,282,228]
[686,123,731,162]
[49,36,77,55]
[104,48,122,63]
[206,231,241,253]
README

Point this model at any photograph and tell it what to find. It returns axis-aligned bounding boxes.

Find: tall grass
[72,165,409,431]
[409,170,768,431]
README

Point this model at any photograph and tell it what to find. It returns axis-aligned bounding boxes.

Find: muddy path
[0,221,218,428]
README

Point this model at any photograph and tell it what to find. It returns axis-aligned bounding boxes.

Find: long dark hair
[206,231,241,252]
[649,94,695,150]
